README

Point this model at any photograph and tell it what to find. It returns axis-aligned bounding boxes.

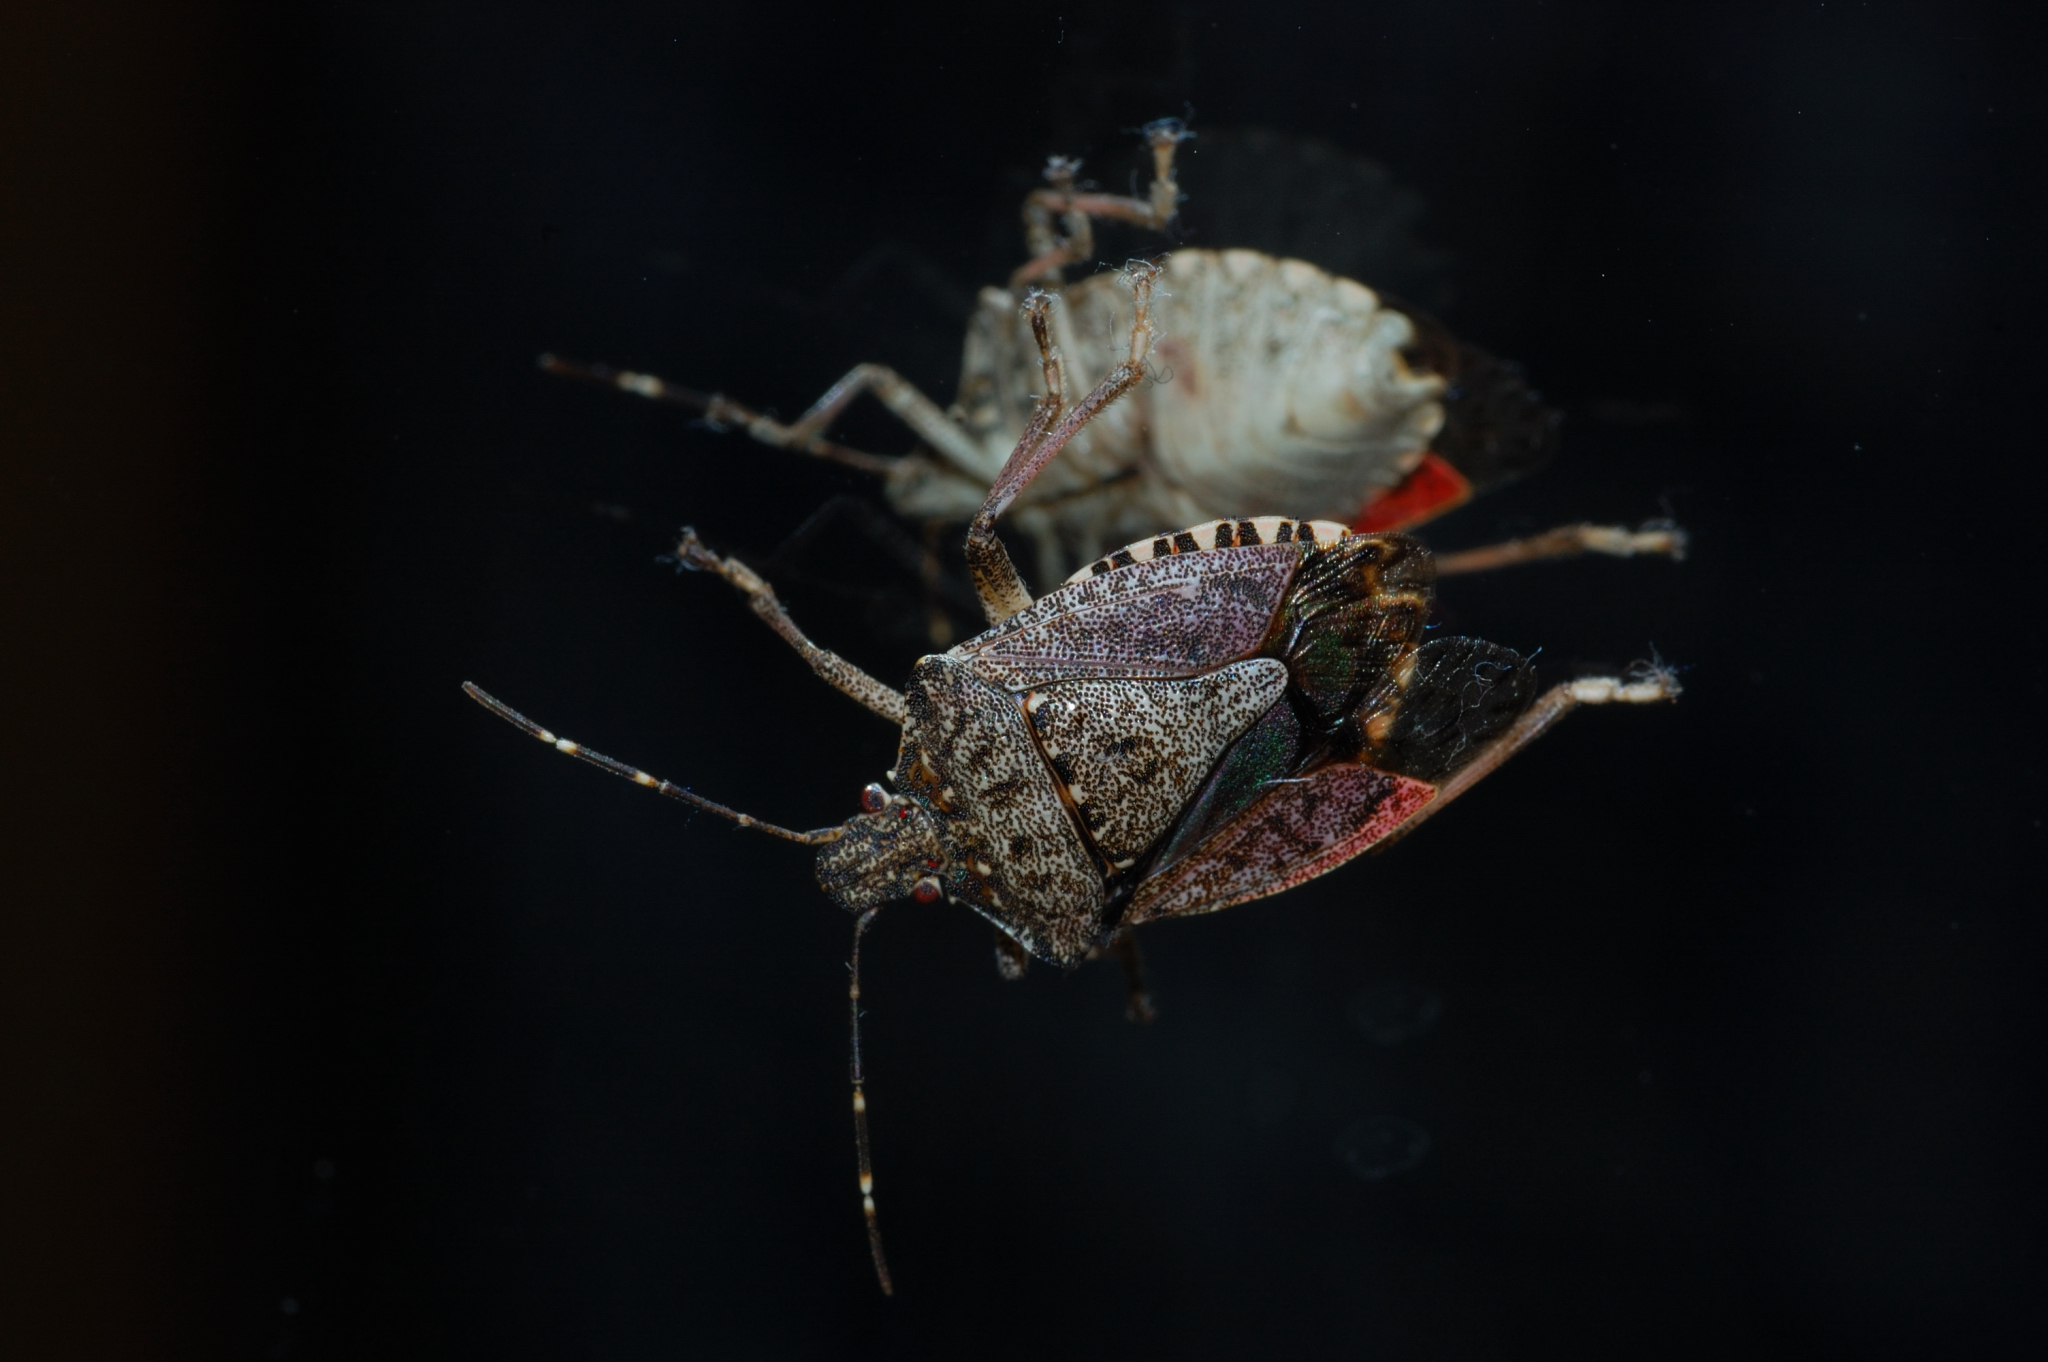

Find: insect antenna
[462,683,843,846]
[849,906,894,1294]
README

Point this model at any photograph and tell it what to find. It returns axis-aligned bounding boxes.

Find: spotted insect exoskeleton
[472,265,1680,1294]
[541,119,1684,593]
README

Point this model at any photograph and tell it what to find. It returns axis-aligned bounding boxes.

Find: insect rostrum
[467,266,1679,1294]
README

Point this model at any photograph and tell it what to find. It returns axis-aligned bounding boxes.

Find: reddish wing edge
[1125,764,1436,925]
[1352,451,1473,533]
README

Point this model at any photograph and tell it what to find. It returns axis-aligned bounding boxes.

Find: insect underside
[471,260,1682,1294]
[540,118,1686,600]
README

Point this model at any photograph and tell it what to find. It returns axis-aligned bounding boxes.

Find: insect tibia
[1021,291,1062,407]
[1432,521,1691,576]
[1116,259,1161,373]
[1140,118,1191,223]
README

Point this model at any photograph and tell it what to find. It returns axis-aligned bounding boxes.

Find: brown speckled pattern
[1026,659,1288,870]
[1125,763,1437,924]
[895,656,1105,965]
[952,543,1302,690]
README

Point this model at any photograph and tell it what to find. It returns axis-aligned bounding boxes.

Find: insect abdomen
[1069,517,1351,582]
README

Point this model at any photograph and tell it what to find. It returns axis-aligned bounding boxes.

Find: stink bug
[540,119,1685,592]
[470,265,1680,1293]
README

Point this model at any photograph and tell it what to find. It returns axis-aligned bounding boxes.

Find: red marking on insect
[897,807,912,820]
[910,876,942,904]
[1128,767,1438,925]
[1353,451,1473,533]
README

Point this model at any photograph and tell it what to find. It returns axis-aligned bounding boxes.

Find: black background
[4,1,2043,1357]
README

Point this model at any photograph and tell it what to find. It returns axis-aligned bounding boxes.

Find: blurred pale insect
[542,120,1684,590]
[475,268,1682,1294]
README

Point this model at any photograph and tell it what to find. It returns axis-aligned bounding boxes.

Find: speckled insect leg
[992,927,1031,981]
[674,529,908,726]
[965,266,1159,624]
[537,354,992,481]
[461,683,845,844]
[1012,120,1191,288]
[1433,521,1689,576]
[849,906,894,1295]
[1381,662,1684,847]
[1104,928,1157,1024]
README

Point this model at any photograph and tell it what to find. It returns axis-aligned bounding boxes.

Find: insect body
[541,120,1683,588]
[475,268,1680,1293]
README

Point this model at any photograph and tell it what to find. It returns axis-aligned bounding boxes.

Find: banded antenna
[462,683,894,1293]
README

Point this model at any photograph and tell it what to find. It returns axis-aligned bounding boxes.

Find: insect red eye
[859,783,887,814]
[911,876,942,904]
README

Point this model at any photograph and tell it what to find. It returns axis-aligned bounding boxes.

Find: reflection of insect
[474,268,1680,1293]
[543,119,1683,591]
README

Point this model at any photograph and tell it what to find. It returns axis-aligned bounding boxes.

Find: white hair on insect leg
[1566,656,1684,705]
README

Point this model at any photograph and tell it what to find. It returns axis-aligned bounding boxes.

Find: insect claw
[1641,519,1691,561]
[672,526,718,573]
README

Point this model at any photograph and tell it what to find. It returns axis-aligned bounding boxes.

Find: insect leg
[1104,928,1158,1024]
[918,518,955,650]
[1016,156,1095,289]
[461,684,845,845]
[1432,521,1689,576]
[1382,662,1683,845]
[1012,119,1191,288]
[537,355,992,480]
[849,906,894,1295]
[965,264,1160,624]
[674,529,908,726]
[992,926,1031,980]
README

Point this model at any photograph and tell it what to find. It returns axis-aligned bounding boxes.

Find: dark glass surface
[5,2,2042,1356]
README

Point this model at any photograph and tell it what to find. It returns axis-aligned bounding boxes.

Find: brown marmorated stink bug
[469,265,1681,1294]
[540,119,1685,594]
